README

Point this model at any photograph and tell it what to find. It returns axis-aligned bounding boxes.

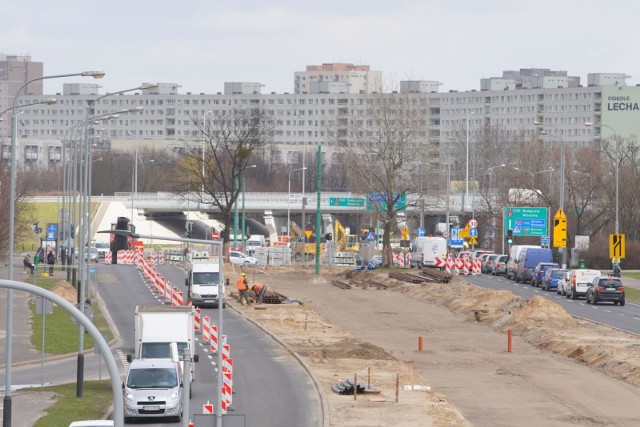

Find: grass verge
[29,272,113,354]
[28,380,114,427]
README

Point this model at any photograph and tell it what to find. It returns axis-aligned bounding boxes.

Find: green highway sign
[329,197,365,207]
[504,207,548,237]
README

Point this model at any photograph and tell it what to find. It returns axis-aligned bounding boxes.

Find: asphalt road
[102,262,321,427]
[1,262,321,427]
[468,273,640,333]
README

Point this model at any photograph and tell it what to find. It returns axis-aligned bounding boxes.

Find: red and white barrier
[202,316,211,343]
[104,251,112,264]
[210,324,218,353]
[194,308,201,332]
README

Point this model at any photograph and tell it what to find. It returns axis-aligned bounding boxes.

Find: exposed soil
[228,265,640,426]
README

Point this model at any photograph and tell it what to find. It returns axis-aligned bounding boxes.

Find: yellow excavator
[334,219,359,252]
[290,221,324,260]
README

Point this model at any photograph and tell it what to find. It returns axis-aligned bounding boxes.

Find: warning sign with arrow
[469,237,478,245]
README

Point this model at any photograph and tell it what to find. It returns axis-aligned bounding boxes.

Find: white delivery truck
[246,234,266,255]
[128,305,199,382]
[409,236,448,268]
[185,257,225,308]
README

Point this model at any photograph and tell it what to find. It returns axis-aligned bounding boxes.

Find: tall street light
[78,107,142,399]
[585,122,619,234]
[4,70,103,427]
[534,121,566,268]
[484,164,505,253]
[202,110,213,194]
[287,167,307,257]
[241,165,257,249]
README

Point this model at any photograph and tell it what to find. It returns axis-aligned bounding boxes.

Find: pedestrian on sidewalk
[251,282,267,304]
[46,246,56,276]
[236,272,251,306]
[23,255,35,274]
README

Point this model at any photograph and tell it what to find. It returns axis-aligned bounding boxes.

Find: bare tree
[0,164,36,260]
[342,92,431,266]
[176,107,274,244]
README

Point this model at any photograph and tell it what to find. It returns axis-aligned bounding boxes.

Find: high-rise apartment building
[0,54,44,137]
[2,61,638,172]
[294,63,383,94]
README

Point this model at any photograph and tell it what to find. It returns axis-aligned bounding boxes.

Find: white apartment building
[294,63,383,94]
[2,61,639,171]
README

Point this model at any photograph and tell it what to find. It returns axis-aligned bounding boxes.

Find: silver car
[123,358,183,423]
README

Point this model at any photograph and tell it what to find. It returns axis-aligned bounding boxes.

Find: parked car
[556,270,572,295]
[482,254,501,274]
[229,251,258,265]
[586,276,625,306]
[515,248,553,283]
[83,247,98,263]
[565,269,602,299]
[491,254,508,276]
[532,262,560,287]
[541,268,568,291]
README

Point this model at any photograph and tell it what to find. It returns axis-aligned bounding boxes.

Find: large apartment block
[1,57,639,170]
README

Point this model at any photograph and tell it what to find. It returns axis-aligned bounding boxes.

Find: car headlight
[167,390,180,402]
[124,391,136,401]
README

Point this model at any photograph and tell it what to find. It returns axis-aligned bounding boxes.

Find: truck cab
[185,257,224,308]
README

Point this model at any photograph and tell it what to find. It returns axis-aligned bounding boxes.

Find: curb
[227,298,330,427]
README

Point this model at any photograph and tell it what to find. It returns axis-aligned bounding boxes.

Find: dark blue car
[541,268,568,291]
[532,262,560,286]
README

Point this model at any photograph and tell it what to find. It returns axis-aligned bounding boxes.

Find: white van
[409,236,447,268]
[123,358,184,423]
[565,269,601,299]
[506,245,540,280]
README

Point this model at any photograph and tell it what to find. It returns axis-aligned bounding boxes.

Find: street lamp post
[585,122,619,234]
[535,121,567,268]
[202,110,213,194]
[4,70,104,427]
[287,167,307,261]
[484,164,505,253]
[241,165,257,249]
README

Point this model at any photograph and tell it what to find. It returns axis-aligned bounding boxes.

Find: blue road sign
[417,227,426,236]
[469,228,478,237]
[366,231,376,241]
[541,236,550,247]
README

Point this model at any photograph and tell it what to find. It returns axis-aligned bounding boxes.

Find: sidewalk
[0,255,61,426]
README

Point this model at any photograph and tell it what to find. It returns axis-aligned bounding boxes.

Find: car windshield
[552,271,567,278]
[127,367,177,388]
[193,272,219,285]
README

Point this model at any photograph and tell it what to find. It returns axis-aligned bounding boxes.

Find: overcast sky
[3,0,640,95]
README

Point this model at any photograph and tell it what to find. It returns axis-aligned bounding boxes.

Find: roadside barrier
[202,316,211,343]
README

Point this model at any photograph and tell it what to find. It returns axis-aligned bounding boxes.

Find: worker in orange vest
[250,282,267,304]
[236,272,251,306]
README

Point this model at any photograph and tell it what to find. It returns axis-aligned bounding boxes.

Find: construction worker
[236,272,251,306]
[251,282,267,304]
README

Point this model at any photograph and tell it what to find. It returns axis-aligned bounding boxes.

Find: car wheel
[620,299,626,306]
[586,293,591,304]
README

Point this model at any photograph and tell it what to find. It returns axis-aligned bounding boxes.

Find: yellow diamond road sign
[468,237,478,245]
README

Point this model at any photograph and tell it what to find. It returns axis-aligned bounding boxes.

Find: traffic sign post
[504,207,548,237]
[610,234,625,259]
[553,209,567,248]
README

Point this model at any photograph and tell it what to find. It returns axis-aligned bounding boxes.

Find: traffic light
[507,229,513,245]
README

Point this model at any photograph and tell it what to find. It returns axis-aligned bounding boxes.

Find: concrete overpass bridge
[32,190,485,245]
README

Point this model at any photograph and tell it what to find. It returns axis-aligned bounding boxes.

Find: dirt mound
[505,295,577,333]
[296,338,396,360]
[50,280,77,304]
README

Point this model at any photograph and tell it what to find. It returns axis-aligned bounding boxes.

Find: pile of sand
[50,280,77,304]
